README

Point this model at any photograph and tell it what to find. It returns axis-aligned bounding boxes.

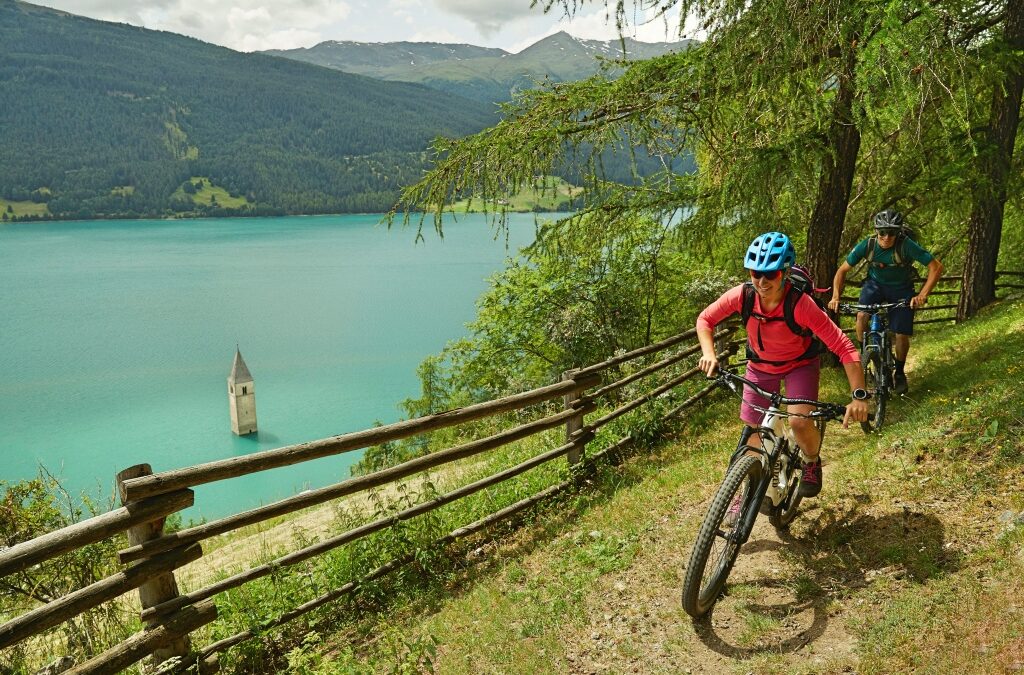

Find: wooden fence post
[563,369,586,466]
[116,464,197,671]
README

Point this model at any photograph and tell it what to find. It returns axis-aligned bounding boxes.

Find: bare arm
[697,326,719,376]
[828,261,854,311]
[912,258,945,308]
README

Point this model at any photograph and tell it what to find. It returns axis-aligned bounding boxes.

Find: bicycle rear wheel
[768,463,803,529]
[861,349,888,433]
[682,453,763,617]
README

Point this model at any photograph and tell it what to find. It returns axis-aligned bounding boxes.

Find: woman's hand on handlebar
[698,352,719,377]
[843,399,869,428]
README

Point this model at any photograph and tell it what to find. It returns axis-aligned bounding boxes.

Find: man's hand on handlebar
[843,399,869,428]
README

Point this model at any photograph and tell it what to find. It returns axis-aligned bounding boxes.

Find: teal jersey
[847,236,934,286]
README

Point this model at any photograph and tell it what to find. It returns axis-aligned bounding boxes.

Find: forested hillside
[0,1,495,220]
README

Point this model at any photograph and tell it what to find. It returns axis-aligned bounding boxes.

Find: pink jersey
[697,283,859,374]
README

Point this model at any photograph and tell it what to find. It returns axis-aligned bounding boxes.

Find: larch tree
[394,0,1010,303]
[959,0,1024,320]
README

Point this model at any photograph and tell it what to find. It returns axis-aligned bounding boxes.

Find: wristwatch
[851,388,870,400]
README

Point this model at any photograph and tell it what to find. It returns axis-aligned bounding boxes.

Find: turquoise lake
[0,214,539,520]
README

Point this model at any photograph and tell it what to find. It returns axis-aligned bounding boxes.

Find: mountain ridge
[265,31,694,104]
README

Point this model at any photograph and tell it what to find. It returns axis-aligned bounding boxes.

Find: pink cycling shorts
[740,358,821,426]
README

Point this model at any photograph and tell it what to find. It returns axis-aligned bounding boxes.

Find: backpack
[865,225,915,269]
[740,264,835,366]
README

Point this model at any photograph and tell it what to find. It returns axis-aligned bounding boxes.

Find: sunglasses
[877,229,900,238]
[749,269,782,281]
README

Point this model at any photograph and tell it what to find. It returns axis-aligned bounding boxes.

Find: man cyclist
[696,232,869,499]
[827,209,944,394]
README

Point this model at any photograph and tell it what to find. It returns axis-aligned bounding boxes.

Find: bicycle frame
[681,366,845,617]
[839,300,908,432]
[720,371,833,544]
[862,306,897,392]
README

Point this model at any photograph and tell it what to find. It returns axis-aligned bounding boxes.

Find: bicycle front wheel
[861,349,888,433]
[682,453,763,617]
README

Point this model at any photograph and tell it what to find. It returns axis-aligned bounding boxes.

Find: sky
[32,0,692,54]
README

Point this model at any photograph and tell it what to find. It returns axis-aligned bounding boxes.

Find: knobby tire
[768,461,803,529]
[861,348,888,433]
[682,454,763,618]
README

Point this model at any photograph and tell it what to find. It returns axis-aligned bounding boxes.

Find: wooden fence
[838,269,1022,331]
[0,323,741,674]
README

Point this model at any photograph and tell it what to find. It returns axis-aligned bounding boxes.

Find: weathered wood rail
[0,322,740,674]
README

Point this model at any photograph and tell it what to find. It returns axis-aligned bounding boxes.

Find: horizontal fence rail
[0,489,193,578]
[119,374,600,503]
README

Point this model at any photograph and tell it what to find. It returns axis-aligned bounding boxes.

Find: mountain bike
[681,366,846,618]
[838,300,908,433]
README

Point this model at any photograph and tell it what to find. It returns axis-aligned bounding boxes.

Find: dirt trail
[555,498,861,674]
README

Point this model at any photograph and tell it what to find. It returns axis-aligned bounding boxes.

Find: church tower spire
[227,347,257,435]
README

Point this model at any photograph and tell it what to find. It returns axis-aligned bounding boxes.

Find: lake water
[0,214,539,520]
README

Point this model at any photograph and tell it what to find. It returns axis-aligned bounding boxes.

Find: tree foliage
[393,0,1022,409]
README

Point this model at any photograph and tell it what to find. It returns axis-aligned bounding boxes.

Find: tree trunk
[806,44,862,291]
[959,0,1024,321]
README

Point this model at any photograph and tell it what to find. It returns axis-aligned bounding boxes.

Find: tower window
[242,386,248,395]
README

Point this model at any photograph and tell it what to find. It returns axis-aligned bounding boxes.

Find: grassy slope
[448,175,582,213]
[170,177,252,209]
[306,295,1024,674]
[0,198,50,218]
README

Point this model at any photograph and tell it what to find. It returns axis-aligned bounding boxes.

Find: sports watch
[851,388,870,400]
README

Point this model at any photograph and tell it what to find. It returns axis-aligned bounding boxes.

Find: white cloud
[42,0,353,51]
[433,0,541,36]
[36,0,693,52]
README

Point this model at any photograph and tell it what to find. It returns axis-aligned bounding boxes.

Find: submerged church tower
[228,348,257,435]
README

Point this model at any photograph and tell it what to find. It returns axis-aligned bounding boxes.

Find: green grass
[173,176,252,209]
[0,198,50,219]
[449,175,581,213]
[291,295,1024,673]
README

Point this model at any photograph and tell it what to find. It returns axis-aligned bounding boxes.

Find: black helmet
[873,208,905,230]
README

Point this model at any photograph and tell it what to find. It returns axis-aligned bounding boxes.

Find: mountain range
[266,33,692,104]
[0,2,691,220]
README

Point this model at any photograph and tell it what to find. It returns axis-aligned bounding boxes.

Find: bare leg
[856,312,868,344]
[787,403,820,458]
[893,333,910,361]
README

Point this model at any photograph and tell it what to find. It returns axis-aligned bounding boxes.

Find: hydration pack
[740,264,835,366]
[865,228,915,269]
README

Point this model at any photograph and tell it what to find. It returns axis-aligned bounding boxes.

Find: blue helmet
[744,232,795,272]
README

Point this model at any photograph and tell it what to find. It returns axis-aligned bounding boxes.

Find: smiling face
[749,269,786,302]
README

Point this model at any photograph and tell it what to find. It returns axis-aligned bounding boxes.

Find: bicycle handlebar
[837,299,910,315]
[711,366,847,422]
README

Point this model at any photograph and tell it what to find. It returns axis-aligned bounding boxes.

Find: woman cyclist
[696,232,870,498]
